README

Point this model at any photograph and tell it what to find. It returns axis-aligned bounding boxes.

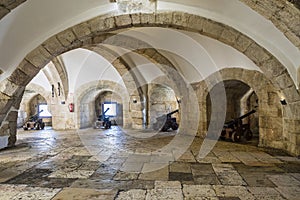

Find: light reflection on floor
[0,127,298,199]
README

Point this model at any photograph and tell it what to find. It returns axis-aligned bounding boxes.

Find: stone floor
[0,126,299,200]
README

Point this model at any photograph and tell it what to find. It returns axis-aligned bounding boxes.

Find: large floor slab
[0,127,299,199]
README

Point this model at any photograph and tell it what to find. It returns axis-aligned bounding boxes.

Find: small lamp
[280,99,287,105]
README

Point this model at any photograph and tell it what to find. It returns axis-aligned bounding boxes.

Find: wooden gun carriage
[153,109,179,132]
[220,109,256,142]
[95,108,112,129]
[23,110,45,130]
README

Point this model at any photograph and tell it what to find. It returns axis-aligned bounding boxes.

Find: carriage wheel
[220,130,226,140]
[41,122,45,130]
[244,129,253,141]
[171,123,179,130]
[231,131,241,142]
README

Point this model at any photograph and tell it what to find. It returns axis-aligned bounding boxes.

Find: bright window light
[38,104,52,118]
[102,102,117,116]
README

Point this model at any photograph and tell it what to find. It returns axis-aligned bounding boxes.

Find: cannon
[220,109,256,142]
[95,108,112,129]
[153,109,179,132]
[23,110,45,130]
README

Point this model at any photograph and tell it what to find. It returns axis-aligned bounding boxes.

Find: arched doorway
[148,84,179,130]
[206,80,259,144]
[95,91,123,127]
[19,93,52,129]
[197,68,284,150]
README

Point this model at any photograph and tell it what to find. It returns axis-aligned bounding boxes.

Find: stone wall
[148,84,179,128]
[240,0,300,49]
[206,80,251,125]
[195,68,284,151]
[0,11,299,155]
[75,80,130,129]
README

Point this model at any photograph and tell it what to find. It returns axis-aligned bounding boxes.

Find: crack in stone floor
[0,127,299,199]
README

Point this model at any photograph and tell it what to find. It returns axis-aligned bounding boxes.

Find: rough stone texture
[187,14,205,31]
[7,123,16,146]
[0,104,13,125]
[72,22,91,39]
[172,12,190,27]
[0,11,299,155]
[275,72,295,89]
[240,0,300,50]
[116,189,146,199]
[18,60,40,79]
[155,12,173,25]
[88,16,106,34]
[2,129,299,199]
[25,45,53,69]
[283,86,300,103]
[104,16,116,30]
[42,36,68,57]
[0,6,9,18]
[0,79,19,97]
[140,13,155,24]
[8,68,32,86]
[196,68,287,152]
[0,0,298,49]
[56,28,78,48]
[260,58,286,77]
[0,0,26,20]
[149,84,179,127]
[202,19,225,39]
[234,34,253,52]
[131,13,141,25]
[244,43,271,65]
[115,14,132,27]
[7,111,17,122]
[75,80,131,130]
[219,26,241,46]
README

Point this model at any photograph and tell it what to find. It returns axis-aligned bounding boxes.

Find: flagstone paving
[0,127,299,199]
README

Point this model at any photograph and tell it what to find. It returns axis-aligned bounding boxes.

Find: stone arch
[195,68,284,150]
[0,12,299,154]
[148,83,179,128]
[0,1,299,49]
[83,45,150,129]
[94,90,123,126]
[6,12,296,111]
[75,80,130,129]
[240,0,300,49]
[52,57,69,100]
[18,83,52,127]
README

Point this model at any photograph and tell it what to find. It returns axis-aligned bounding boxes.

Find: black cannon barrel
[224,109,256,127]
[29,110,43,121]
[166,109,179,117]
[238,109,256,120]
[103,108,110,115]
[31,110,43,117]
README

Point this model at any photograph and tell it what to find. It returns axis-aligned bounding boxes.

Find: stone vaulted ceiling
[0,0,299,89]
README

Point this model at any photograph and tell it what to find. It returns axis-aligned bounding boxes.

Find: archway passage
[206,80,259,144]
[95,91,123,127]
[196,68,284,151]
[148,84,179,131]
[76,80,130,130]
[18,92,52,129]
[80,90,124,129]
